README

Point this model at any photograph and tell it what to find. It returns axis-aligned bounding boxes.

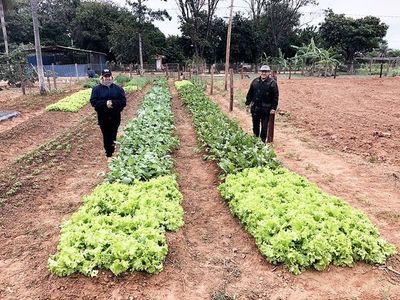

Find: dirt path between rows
[209,91,400,299]
[0,88,147,300]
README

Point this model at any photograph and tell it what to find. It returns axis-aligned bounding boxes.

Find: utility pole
[31,0,46,95]
[138,0,144,76]
[224,0,234,91]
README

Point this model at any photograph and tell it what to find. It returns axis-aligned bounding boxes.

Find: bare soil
[0,78,399,300]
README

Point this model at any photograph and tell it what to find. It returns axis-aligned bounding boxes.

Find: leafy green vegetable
[45,89,92,112]
[219,167,397,274]
[49,176,183,277]
[175,83,278,175]
[108,79,179,183]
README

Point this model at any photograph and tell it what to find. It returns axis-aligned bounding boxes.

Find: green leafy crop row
[108,79,178,184]
[49,78,184,277]
[219,167,396,274]
[175,83,278,175]
[176,80,396,274]
[45,89,92,112]
[49,176,183,277]
[125,77,149,90]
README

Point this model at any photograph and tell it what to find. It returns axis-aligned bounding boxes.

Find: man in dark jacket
[245,65,279,143]
[90,69,126,158]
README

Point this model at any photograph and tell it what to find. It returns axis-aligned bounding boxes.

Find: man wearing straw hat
[245,65,279,143]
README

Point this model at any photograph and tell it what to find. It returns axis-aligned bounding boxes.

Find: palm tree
[30,0,46,94]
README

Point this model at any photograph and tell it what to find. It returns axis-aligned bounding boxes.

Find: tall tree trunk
[0,0,9,55]
[30,0,46,95]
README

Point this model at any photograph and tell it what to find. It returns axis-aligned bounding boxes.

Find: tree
[0,0,15,55]
[264,0,317,56]
[3,0,33,46]
[72,1,125,56]
[176,0,221,60]
[109,16,166,64]
[126,0,170,74]
[30,0,46,94]
[319,9,388,71]
[38,0,80,46]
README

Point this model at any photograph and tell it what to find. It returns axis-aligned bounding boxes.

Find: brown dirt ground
[0,78,399,300]
[209,76,400,299]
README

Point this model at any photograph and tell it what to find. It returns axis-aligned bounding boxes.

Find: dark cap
[101,69,112,76]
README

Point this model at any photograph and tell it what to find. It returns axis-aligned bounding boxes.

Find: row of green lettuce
[46,77,148,112]
[175,80,396,275]
[49,78,183,277]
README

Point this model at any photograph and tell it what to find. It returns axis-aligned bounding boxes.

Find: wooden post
[386,59,391,76]
[47,74,51,91]
[166,64,169,80]
[267,110,276,143]
[129,64,132,78]
[380,62,384,78]
[189,67,192,79]
[240,65,243,80]
[178,64,181,80]
[334,63,338,79]
[224,0,234,91]
[19,64,26,95]
[289,63,292,80]
[51,63,57,90]
[210,65,214,95]
[229,68,234,111]
[369,58,373,75]
[75,63,79,82]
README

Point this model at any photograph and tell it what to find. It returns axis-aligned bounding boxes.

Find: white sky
[114,0,400,49]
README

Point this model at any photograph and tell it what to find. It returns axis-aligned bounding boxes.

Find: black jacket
[90,83,126,115]
[245,76,279,113]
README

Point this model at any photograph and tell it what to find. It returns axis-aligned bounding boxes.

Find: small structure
[155,54,165,71]
[26,45,107,77]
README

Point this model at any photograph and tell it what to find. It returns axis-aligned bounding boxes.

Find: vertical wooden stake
[75,63,79,82]
[210,65,214,95]
[47,75,51,91]
[229,68,234,111]
[51,63,57,90]
[380,62,384,78]
[178,64,181,80]
[334,63,338,79]
[240,65,243,80]
[267,110,276,143]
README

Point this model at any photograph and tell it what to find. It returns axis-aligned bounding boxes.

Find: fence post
[51,63,57,90]
[75,63,79,82]
[210,64,214,95]
[289,63,292,80]
[267,110,276,143]
[189,67,192,79]
[166,64,169,80]
[19,64,26,95]
[380,62,384,78]
[178,64,181,80]
[129,64,133,78]
[240,65,243,80]
[229,68,234,112]
[47,74,51,91]
[334,63,338,79]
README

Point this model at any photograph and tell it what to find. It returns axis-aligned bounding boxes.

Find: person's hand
[106,100,113,109]
[246,105,250,113]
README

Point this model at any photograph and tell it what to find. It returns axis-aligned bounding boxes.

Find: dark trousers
[97,113,121,157]
[252,110,270,143]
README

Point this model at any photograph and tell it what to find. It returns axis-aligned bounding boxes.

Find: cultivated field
[0,76,399,299]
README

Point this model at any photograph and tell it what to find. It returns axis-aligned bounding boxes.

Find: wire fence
[1,59,399,96]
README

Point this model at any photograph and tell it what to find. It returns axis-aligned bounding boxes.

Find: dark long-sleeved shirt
[245,76,279,112]
[90,83,126,115]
